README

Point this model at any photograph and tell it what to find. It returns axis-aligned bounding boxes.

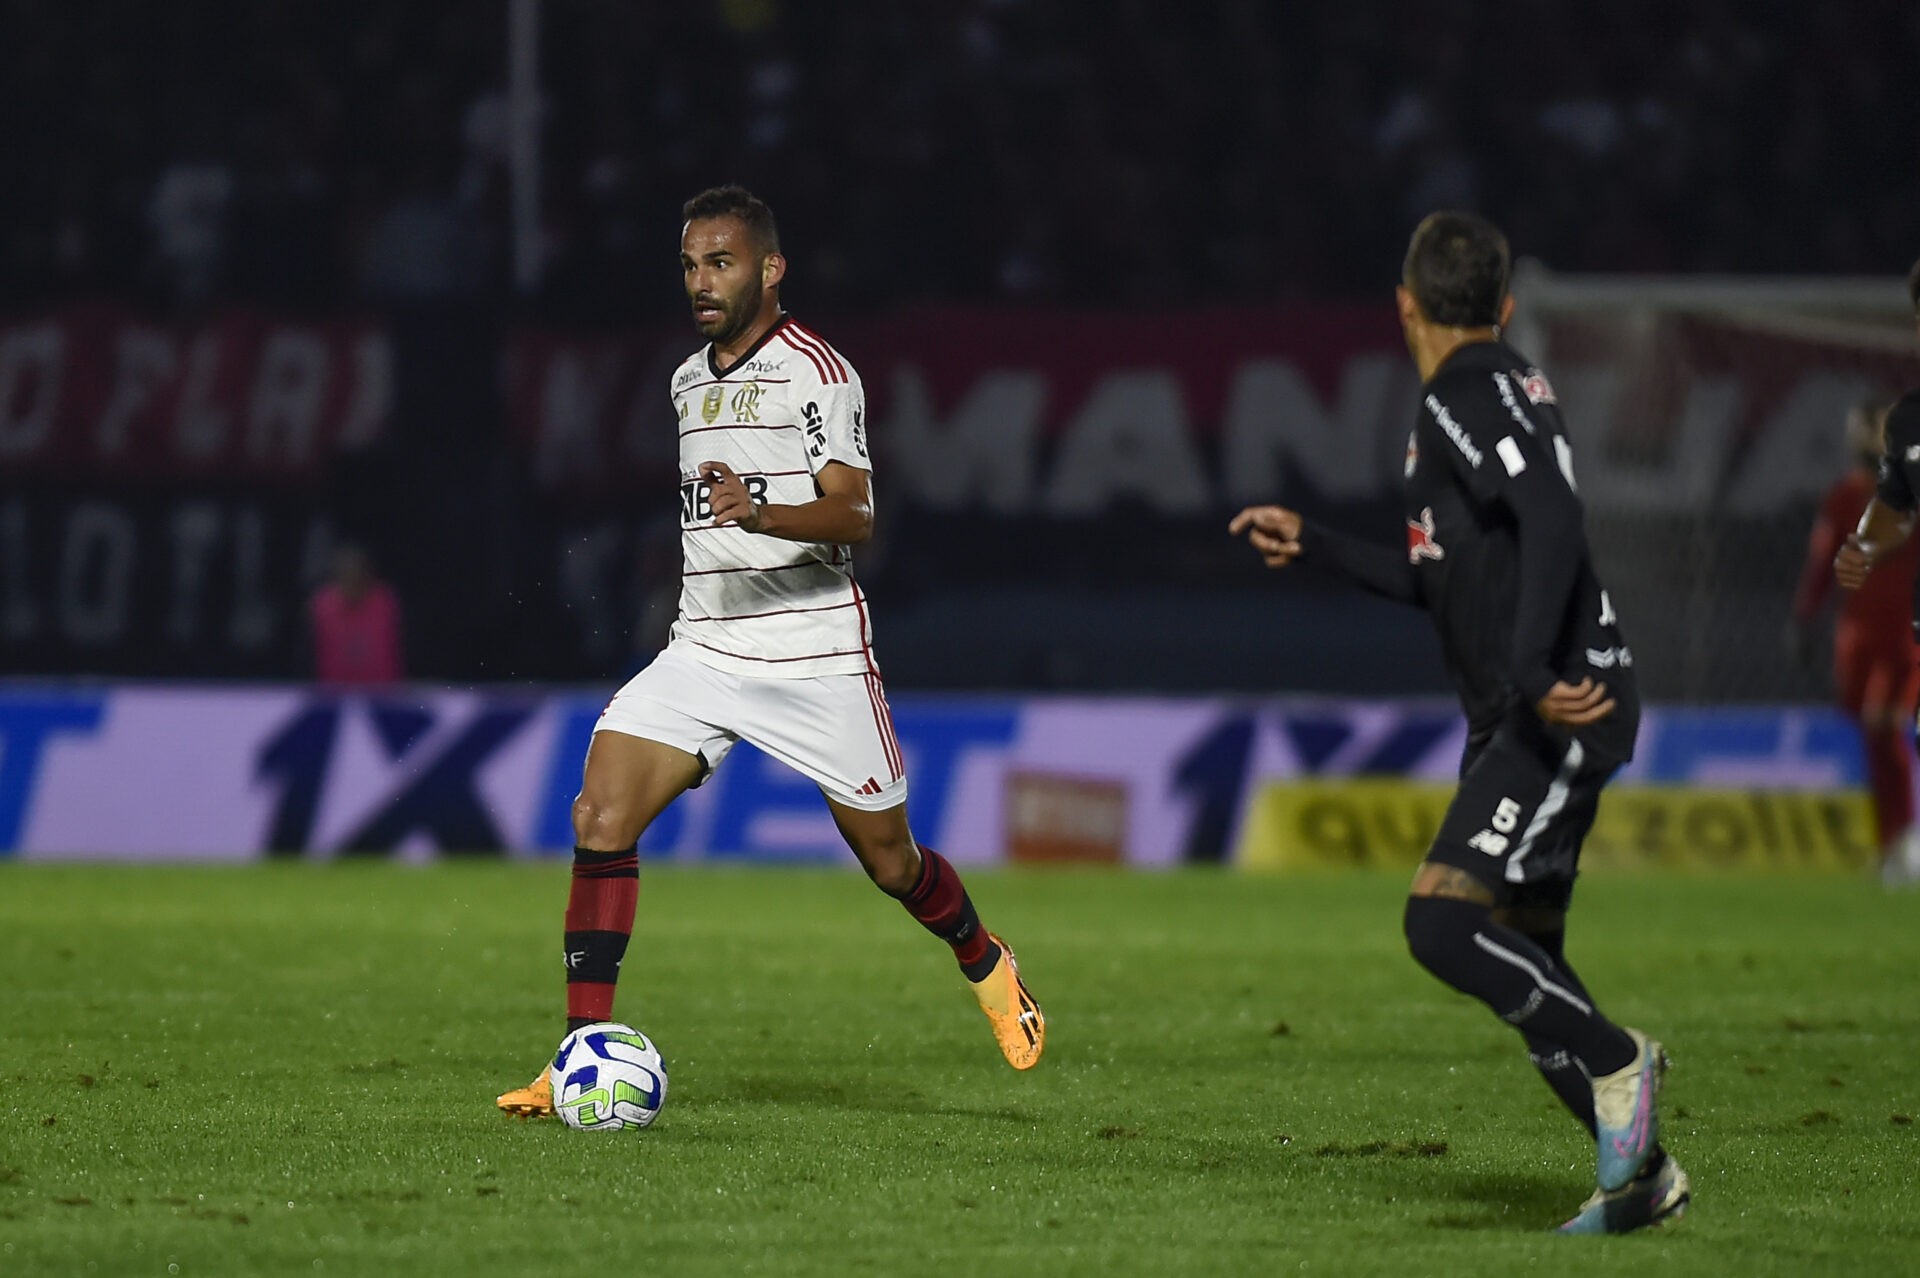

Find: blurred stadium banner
[1237,780,1874,873]
[0,685,1876,867]
[3,293,1918,696]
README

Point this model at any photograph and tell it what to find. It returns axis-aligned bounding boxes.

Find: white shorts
[595,641,909,812]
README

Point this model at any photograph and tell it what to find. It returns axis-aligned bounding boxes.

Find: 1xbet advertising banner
[0,685,1875,868]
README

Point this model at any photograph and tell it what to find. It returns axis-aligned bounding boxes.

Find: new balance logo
[855,777,883,796]
[1467,829,1510,857]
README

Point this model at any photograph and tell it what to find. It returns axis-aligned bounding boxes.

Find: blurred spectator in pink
[309,545,404,685]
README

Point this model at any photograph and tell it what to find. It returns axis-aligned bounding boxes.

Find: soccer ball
[551,1022,668,1131]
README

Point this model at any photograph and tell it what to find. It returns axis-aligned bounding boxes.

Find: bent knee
[572,794,642,850]
[1403,893,1484,975]
[857,833,920,895]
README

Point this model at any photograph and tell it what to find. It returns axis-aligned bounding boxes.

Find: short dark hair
[682,185,780,256]
[1403,211,1511,327]
[1907,256,1920,314]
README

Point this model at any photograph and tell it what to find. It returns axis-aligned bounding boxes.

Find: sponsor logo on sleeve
[1492,373,1536,434]
[1407,506,1445,563]
[1424,395,1483,468]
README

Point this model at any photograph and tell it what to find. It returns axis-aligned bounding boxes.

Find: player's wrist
[1516,668,1559,707]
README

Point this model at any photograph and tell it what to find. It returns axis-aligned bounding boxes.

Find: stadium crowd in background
[5,0,1919,317]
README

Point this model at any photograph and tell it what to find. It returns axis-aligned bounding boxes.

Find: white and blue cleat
[1593,1027,1667,1191]
[1559,1153,1690,1234]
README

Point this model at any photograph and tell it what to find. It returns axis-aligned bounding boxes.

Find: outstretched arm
[1228,505,1421,605]
[703,459,874,544]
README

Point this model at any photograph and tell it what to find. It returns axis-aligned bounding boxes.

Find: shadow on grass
[1423,1171,1578,1233]
[701,1074,1033,1124]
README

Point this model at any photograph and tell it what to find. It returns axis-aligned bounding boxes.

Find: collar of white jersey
[707,311,792,380]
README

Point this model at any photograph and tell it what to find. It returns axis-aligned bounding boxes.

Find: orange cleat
[495,1064,554,1118]
[969,933,1045,1070]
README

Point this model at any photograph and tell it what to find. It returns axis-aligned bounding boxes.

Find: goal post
[1505,264,1920,702]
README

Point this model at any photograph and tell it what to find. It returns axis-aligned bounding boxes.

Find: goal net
[1506,265,1920,702]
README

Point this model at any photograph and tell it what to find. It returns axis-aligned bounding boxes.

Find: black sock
[1403,896,1636,1076]
[1523,929,1667,1168]
[1519,927,1600,1136]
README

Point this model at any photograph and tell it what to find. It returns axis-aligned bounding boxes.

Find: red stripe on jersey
[680,561,834,577]
[684,638,868,664]
[679,423,802,439]
[849,577,879,676]
[787,322,849,382]
[777,331,832,383]
[678,599,863,623]
[677,378,793,393]
[787,325,847,384]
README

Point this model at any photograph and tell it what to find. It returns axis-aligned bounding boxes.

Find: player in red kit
[1800,401,1920,882]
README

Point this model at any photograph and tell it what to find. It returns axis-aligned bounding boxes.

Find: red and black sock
[896,845,1001,982]
[563,846,639,1033]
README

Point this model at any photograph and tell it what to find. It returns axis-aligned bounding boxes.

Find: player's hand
[700,460,763,532]
[1229,505,1304,567]
[1834,535,1874,590]
[1535,678,1616,727]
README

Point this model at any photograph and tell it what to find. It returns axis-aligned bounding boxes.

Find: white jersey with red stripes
[667,314,877,679]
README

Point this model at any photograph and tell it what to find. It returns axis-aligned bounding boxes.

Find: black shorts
[1427,712,1619,904]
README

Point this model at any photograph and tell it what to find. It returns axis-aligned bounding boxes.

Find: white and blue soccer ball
[552,1022,668,1131]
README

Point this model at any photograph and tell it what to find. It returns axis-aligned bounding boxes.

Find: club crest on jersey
[1405,431,1418,479]
[731,382,765,422]
[701,385,724,424]
[1407,506,1445,563]
[1520,369,1557,405]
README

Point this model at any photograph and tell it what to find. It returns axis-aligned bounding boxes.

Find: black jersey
[1870,387,1920,636]
[1306,339,1639,765]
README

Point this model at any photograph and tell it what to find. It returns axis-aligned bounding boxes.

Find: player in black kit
[1230,212,1687,1234]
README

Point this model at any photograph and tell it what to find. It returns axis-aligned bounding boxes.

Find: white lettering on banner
[96,329,176,456]
[0,324,65,456]
[1221,354,1405,501]
[168,503,222,643]
[1047,371,1208,515]
[247,330,330,464]
[337,335,392,450]
[175,332,229,459]
[886,366,1041,513]
[60,503,136,645]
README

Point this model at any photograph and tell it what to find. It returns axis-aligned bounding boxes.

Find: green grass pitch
[3,864,1917,1277]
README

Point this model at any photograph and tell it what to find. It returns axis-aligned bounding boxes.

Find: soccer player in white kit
[498,187,1044,1115]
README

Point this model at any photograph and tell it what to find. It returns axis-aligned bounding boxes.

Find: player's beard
[696,275,765,347]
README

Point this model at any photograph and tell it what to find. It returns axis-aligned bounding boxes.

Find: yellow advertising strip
[1236,779,1877,873]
